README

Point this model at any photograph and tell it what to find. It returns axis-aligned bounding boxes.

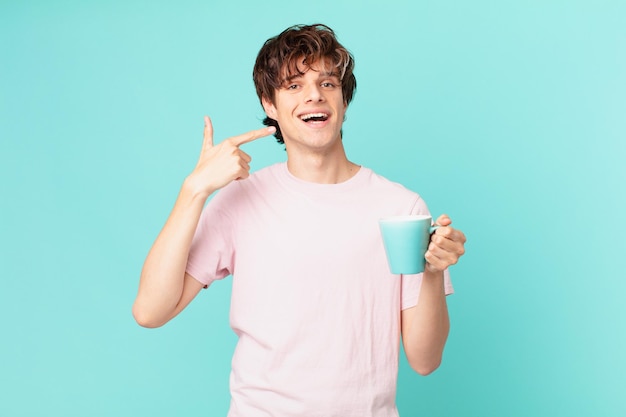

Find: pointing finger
[230,126,276,147]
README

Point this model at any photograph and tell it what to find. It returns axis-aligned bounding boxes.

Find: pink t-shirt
[186,163,453,417]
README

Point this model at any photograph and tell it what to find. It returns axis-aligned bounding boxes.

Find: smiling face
[262,61,347,153]
[253,24,357,146]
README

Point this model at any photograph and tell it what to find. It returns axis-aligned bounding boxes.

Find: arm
[132,116,275,328]
[401,214,466,375]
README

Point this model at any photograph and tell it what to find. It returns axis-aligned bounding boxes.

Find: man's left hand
[424,214,467,273]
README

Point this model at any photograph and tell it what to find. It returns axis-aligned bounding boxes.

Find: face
[262,61,347,153]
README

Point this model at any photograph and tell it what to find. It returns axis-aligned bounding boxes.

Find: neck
[285,142,359,184]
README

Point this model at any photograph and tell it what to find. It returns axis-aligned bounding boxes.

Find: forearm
[133,178,213,327]
[402,270,450,375]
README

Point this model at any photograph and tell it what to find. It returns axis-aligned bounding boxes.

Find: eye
[321,82,336,88]
[287,84,299,90]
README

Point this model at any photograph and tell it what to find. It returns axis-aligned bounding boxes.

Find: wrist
[423,267,444,281]
[182,174,216,203]
[422,268,446,295]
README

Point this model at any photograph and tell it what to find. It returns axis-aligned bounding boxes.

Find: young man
[134,24,466,416]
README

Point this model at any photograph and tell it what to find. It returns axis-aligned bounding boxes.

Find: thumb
[202,116,214,149]
[434,214,452,226]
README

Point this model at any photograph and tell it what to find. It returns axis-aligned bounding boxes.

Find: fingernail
[267,126,276,133]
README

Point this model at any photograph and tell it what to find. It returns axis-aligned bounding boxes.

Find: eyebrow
[284,70,341,83]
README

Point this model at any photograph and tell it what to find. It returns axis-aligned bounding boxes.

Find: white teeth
[300,113,328,121]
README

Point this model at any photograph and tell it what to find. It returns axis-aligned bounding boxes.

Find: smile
[299,112,329,123]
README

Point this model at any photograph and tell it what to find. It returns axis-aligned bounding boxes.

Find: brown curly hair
[253,24,357,144]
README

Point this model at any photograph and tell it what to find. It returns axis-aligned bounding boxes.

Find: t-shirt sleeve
[400,195,454,310]
[185,189,236,288]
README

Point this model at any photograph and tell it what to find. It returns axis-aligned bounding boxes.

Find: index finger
[435,225,466,243]
[230,126,276,147]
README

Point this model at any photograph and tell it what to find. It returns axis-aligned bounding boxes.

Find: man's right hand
[185,116,276,198]
[133,116,275,328]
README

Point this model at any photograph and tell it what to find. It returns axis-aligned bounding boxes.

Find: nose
[304,84,324,103]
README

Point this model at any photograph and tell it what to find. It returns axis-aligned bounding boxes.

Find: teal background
[1,0,625,416]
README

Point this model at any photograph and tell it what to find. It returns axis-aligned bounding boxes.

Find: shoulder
[248,162,285,183]
[360,167,431,215]
[207,163,284,207]
[361,167,420,197]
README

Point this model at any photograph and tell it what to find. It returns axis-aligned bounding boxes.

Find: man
[133,24,466,416]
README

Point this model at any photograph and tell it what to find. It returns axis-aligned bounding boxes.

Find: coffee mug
[379,215,439,274]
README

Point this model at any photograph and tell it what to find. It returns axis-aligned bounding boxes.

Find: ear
[262,96,278,119]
